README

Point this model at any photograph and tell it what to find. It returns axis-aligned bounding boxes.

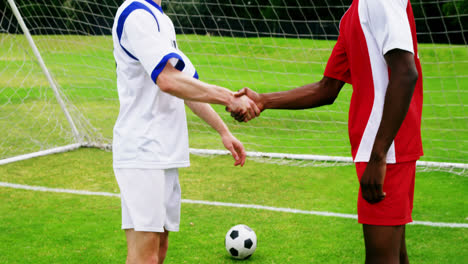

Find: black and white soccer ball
[225,224,257,260]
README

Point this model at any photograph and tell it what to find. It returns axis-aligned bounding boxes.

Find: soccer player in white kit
[112,0,260,263]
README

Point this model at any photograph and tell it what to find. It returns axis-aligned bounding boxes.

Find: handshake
[226,88,263,122]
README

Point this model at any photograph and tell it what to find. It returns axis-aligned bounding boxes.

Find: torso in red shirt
[324,0,423,163]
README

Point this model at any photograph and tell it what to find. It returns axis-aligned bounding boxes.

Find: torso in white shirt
[112,0,198,169]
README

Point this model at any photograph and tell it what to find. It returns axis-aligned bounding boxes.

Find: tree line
[0,0,466,44]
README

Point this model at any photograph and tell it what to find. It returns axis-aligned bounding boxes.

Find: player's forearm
[171,77,234,106]
[370,84,415,161]
[370,52,418,161]
[261,82,324,110]
[185,100,230,136]
[157,66,234,106]
[261,77,343,110]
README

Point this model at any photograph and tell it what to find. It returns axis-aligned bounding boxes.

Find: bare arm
[157,63,234,105]
[360,49,418,204]
[185,100,246,166]
[259,76,345,110]
[157,63,260,120]
[230,76,345,121]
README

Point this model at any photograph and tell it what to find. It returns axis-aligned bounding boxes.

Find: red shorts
[355,161,416,226]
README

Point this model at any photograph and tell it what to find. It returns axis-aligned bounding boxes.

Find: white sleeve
[120,10,185,82]
[365,0,414,55]
[178,50,199,79]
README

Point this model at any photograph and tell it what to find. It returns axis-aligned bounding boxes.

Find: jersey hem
[113,161,190,169]
[353,153,422,164]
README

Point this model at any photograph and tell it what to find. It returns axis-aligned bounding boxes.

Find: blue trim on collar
[144,0,163,13]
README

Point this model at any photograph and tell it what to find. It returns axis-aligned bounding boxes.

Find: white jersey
[112,0,198,169]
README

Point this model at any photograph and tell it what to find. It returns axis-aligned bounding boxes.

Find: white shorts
[114,168,181,232]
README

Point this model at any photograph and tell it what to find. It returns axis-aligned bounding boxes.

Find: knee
[128,253,158,264]
[139,254,158,264]
[127,254,158,264]
[365,243,397,260]
[148,255,159,264]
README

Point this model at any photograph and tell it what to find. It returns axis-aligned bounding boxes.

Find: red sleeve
[324,35,352,84]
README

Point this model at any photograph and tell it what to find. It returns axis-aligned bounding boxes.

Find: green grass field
[0,149,467,263]
[0,34,467,263]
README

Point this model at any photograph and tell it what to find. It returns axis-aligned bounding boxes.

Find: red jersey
[324,0,423,163]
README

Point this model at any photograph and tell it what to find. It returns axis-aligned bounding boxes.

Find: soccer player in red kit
[229,0,423,262]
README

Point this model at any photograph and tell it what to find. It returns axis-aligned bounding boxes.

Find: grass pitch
[0,149,467,263]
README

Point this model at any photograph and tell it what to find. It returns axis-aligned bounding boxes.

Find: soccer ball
[225,224,257,260]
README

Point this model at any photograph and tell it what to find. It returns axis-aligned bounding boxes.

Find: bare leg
[125,229,161,264]
[363,224,406,264]
[399,226,409,264]
[158,229,170,263]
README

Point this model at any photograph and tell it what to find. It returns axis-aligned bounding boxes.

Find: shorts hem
[122,225,179,232]
[358,217,413,226]
[122,226,165,232]
[164,225,179,232]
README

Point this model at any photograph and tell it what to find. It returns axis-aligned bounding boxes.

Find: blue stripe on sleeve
[151,53,186,83]
[193,71,199,79]
[116,2,160,60]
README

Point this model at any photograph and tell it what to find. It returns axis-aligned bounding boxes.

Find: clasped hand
[226,88,263,122]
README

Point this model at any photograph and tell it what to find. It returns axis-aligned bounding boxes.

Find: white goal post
[5,0,81,143]
[0,0,466,174]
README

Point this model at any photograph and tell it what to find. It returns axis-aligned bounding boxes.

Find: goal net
[1,0,466,173]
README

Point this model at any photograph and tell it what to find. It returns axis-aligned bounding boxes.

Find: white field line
[1,181,467,229]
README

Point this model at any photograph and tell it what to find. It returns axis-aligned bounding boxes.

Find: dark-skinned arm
[230,77,345,121]
[360,49,419,204]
